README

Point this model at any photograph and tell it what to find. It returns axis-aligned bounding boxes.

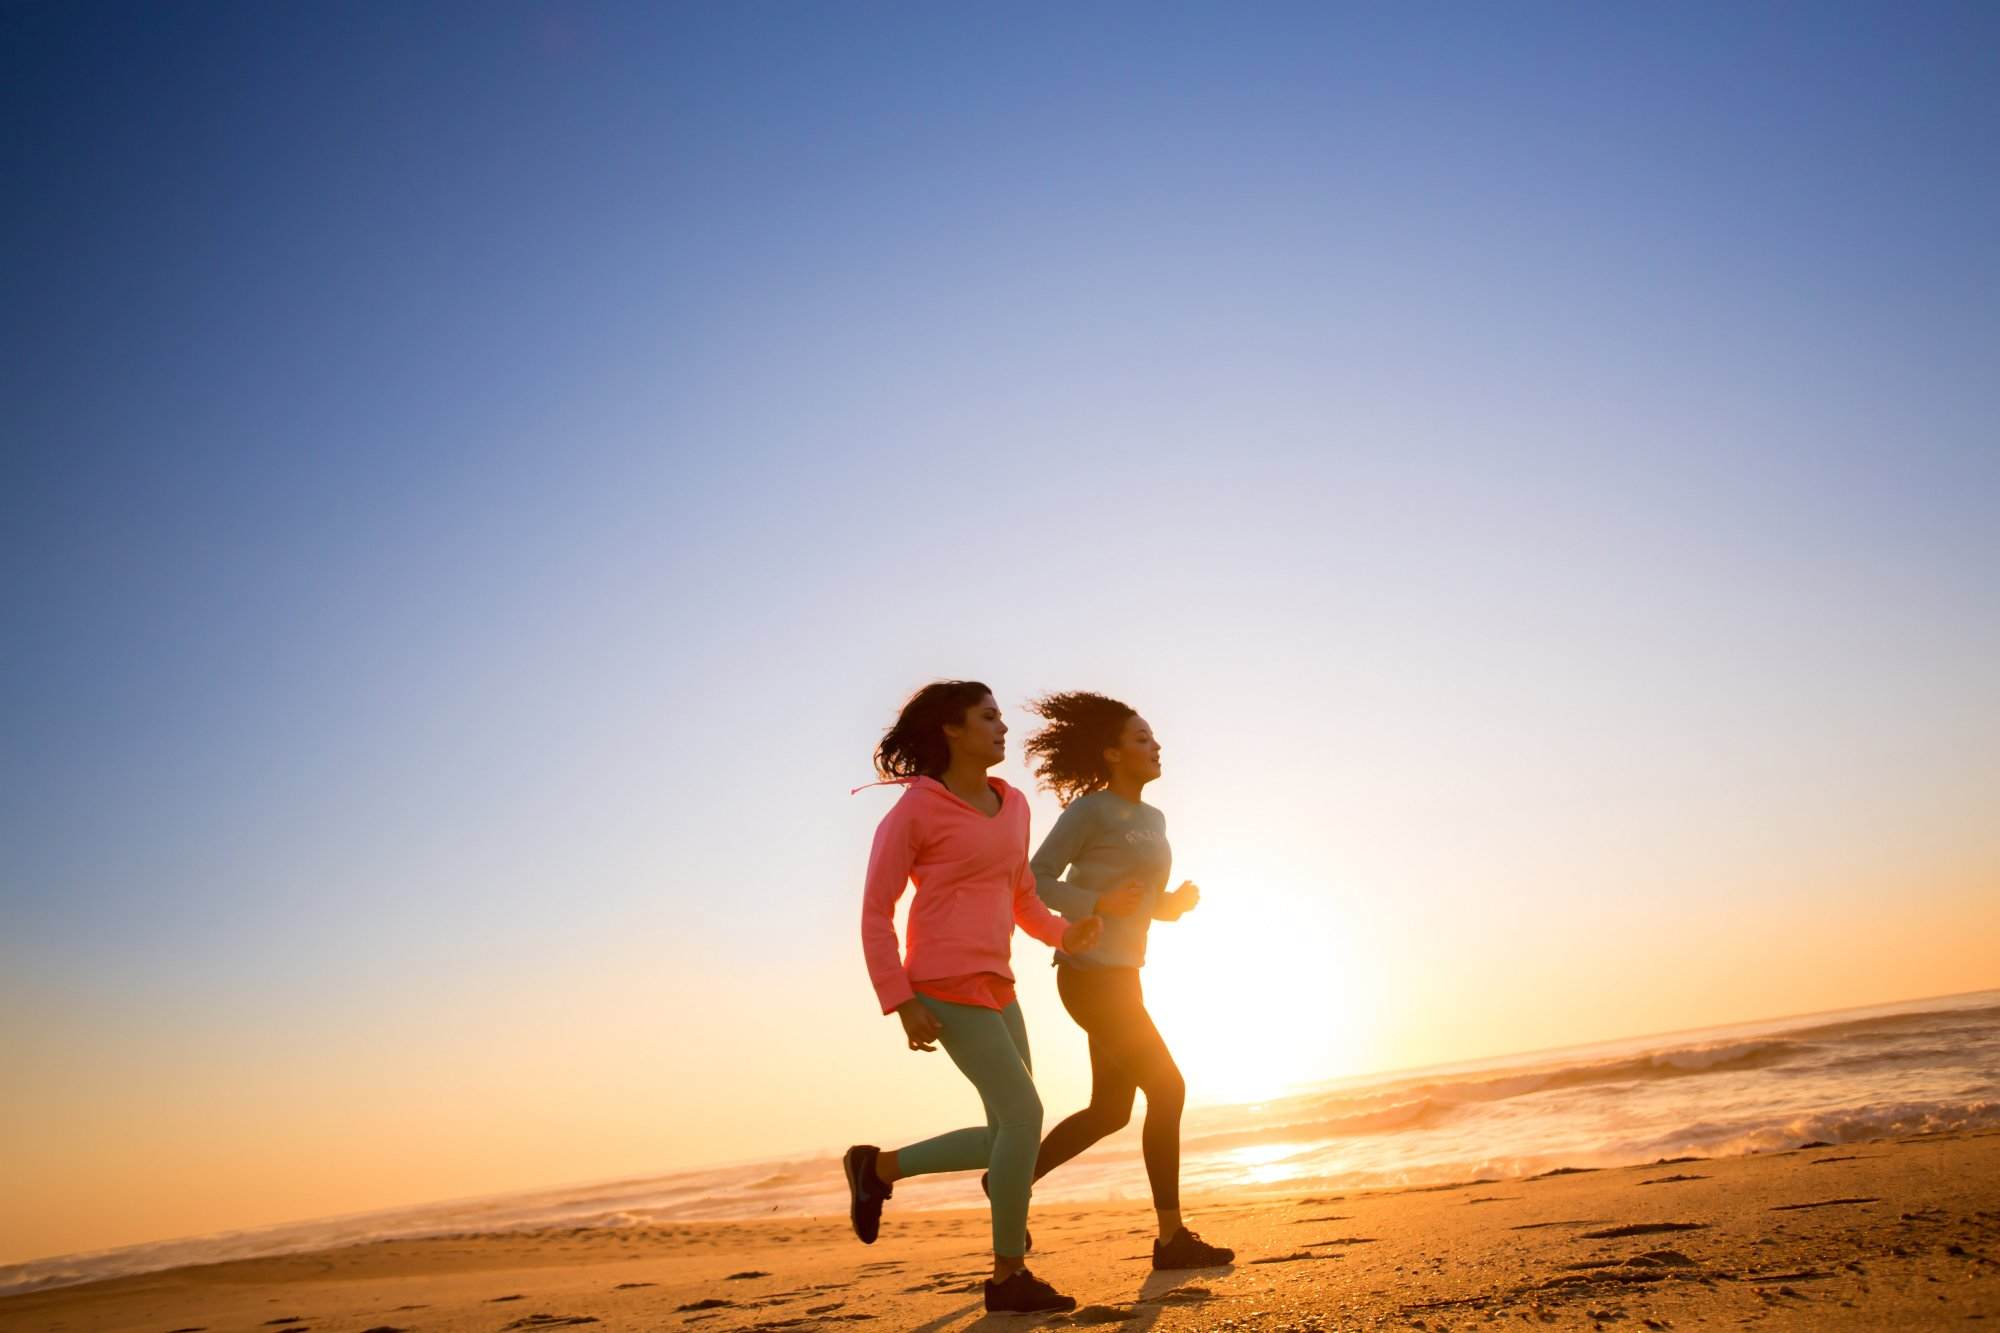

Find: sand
[6,1129,1997,1332]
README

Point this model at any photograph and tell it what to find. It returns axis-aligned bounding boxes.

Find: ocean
[6,987,1994,1297]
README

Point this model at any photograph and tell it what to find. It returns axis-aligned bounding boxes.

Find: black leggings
[1033,963,1185,1209]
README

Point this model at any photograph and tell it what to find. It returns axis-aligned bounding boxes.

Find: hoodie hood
[852,774,1018,806]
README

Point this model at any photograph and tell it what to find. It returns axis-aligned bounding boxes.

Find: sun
[1141,873,1383,1107]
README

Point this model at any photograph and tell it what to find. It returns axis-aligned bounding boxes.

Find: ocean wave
[1818,1042,1998,1073]
[1182,1095,1449,1153]
[1277,1038,1810,1129]
[1640,1098,2000,1160]
[1765,1000,2000,1046]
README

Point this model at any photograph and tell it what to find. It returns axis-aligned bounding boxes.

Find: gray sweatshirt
[1032,790,1178,968]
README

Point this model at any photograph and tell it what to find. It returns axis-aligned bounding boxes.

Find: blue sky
[4,1,1997,1262]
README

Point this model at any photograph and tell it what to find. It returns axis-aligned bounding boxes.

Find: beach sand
[6,1130,1996,1332]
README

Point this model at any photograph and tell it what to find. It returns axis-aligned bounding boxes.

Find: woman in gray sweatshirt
[1024,691,1234,1270]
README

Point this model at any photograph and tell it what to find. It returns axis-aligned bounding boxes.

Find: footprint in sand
[501,1318,600,1330]
[1749,1268,1836,1283]
[1396,1178,1501,1194]
[1561,1249,1700,1273]
[611,1281,655,1289]
[1769,1198,1880,1212]
[1581,1222,1708,1239]
[1639,1174,1707,1185]
[726,1270,770,1279]
[1062,1304,1137,1325]
[675,1298,734,1312]
[1627,1249,1700,1268]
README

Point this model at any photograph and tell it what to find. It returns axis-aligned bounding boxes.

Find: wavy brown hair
[874,680,994,780]
[1024,690,1137,805]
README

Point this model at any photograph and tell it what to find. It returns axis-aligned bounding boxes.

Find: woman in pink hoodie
[845,680,1102,1316]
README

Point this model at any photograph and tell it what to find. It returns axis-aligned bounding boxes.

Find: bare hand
[896,999,943,1052]
[1163,880,1201,918]
[1097,881,1145,917]
[1061,914,1103,955]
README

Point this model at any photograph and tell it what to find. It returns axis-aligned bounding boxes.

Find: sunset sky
[5,1,1998,1267]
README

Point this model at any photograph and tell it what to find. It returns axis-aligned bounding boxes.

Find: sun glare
[1143,866,1383,1106]
[1223,1142,1315,1186]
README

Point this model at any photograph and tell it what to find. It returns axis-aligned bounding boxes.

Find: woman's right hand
[1096,881,1145,917]
[1061,914,1104,955]
[896,998,943,1052]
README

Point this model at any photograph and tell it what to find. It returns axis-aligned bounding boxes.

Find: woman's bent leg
[1034,965,1145,1180]
[891,1123,994,1177]
[1034,1023,1139,1180]
[980,1003,1041,1258]
[892,996,1042,1258]
[1039,967,1184,1207]
[1046,972,1223,1266]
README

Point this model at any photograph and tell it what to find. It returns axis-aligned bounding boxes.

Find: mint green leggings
[892,995,1041,1258]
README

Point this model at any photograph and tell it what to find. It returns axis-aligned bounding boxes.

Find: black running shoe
[1153,1226,1234,1269]
[843,1145,891,1244]
[983,1267,1076,1314]
[978,1171,1032,1253]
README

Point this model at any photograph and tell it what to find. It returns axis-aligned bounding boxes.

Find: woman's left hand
[1162,881,1200,918]
[1061,914,1103,955]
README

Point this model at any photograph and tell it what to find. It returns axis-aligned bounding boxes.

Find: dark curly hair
[1024,691,1137,805]
[874,680,995,780]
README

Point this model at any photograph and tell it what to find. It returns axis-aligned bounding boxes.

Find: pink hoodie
[860,776,1070,1014]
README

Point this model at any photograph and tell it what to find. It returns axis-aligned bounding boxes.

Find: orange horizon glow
[7,880,1995,1266]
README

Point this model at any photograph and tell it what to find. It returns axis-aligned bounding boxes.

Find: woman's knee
[1086,1105,1131,1137]
[997,1085,1044,1135]
[1146,1065,1186,1115]
[1087,1088,1137,1135]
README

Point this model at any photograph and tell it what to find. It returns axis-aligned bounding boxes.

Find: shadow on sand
[943,1261,1235,1332]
